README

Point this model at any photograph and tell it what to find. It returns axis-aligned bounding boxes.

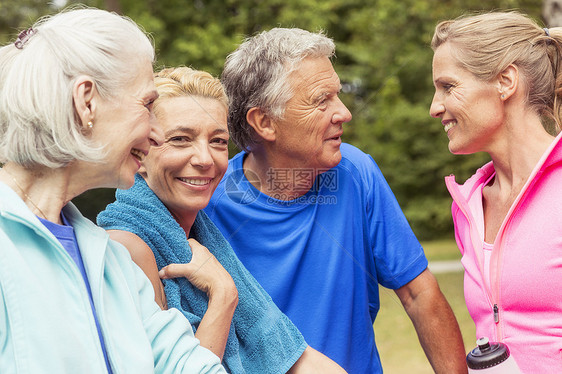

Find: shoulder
[339,143,380,173]
[107,229,167,309]
[336,143,385,188]
[340,142,370,160]
[107,230,157,270]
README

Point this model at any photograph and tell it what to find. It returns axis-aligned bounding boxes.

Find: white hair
[0,7,155,168]
[221,28,335,151]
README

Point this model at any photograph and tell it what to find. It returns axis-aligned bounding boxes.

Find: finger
[187,238,203,247]
[187,238,212,256]
[159,263,189,279]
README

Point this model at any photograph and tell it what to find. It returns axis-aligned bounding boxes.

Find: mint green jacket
[0,183,225,374]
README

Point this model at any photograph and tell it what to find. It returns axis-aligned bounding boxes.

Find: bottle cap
[466,337,511,369]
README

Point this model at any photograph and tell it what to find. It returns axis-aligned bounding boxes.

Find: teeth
[444,122,457,132]
[179,178,211,186]
[131,149,144,160]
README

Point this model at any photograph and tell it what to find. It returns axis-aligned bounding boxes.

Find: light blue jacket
[0,183,226,374]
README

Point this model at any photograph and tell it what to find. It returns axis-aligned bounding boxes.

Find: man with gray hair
[205,28,466,373]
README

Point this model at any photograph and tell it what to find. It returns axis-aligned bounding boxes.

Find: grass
[420,237,462,261]
[373,239,476,373]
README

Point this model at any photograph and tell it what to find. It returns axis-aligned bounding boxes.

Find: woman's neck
[488,125,554,193]
[169,209,198,238]
[0,163,77,224]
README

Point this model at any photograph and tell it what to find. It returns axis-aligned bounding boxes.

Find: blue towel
[97,174,306,374]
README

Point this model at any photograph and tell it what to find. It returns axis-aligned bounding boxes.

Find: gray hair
[0,7,155,168]
[432,11,562,132]
[221,28,335,151]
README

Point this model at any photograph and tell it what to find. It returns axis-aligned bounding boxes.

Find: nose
[149,115,164,146]
[332,97,352,124]
[429,92,444,118]
[191,143,213,169]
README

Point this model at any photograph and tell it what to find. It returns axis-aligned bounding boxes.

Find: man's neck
[243,150,317,201]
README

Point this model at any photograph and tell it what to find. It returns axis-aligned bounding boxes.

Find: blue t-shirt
[39,213,113,374]
[205,143,428,373]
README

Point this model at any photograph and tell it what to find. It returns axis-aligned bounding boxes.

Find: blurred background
[2,1,558,371]
[0,0,551,241]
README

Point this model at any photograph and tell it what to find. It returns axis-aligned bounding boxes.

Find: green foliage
[326,0,539,238]
[0,0,544,235]
[0,0,61,44]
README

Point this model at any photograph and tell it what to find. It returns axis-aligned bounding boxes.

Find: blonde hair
[432,11,562,132]
[153,67,228,111]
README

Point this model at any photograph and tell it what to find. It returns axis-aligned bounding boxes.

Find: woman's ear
[498,64,519,101]
[246,107,276,142]
[73,75,97,130]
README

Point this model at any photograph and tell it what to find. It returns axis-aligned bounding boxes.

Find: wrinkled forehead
[289,56,341,90]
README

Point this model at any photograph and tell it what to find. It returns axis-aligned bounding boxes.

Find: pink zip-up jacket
[446,133,562,373]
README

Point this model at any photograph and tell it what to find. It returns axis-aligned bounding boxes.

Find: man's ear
[246,107,276,142]
[73,75,97,130]
[498,64,518,101]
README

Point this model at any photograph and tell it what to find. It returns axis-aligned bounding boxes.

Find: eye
[168,136,190,144]
[211,137,229,146]
[317,95,330,109]
[144,99,155,111]
[442,83,454,92]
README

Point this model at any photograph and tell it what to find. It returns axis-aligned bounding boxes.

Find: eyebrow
[433,78,449,87]
[314,84,342,101]
[164,126,228,137]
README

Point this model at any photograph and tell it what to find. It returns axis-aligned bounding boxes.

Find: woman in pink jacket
[430,11,562,373]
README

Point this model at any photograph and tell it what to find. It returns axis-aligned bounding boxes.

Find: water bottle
[466,337,522,373]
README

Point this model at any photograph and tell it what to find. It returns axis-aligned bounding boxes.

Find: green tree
[0,0,61,44]
[325,0,542,238]
[1,0,545,237]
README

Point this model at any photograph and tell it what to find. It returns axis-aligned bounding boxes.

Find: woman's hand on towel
[159,238,238,360]
[159,239,239,302]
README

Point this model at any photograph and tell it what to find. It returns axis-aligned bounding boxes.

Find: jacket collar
[0,181,48,230]
[0,181,109,288]
[446,131,562,202]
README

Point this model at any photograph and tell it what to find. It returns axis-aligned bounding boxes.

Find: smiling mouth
[444,121,457,132]
[177,177,212,186]
[131,149,144,161]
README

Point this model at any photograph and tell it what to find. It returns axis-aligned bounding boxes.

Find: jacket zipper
[491,178,537,342]
[446,177,500,340]
[3,211,109,371]
[447,137,560,345]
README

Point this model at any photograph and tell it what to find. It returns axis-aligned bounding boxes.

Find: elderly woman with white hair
[0,7,225,373]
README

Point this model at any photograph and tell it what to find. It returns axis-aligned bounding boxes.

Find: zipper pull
[493,304,499,323]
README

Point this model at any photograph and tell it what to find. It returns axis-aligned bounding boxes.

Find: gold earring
[87,121,93,129]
